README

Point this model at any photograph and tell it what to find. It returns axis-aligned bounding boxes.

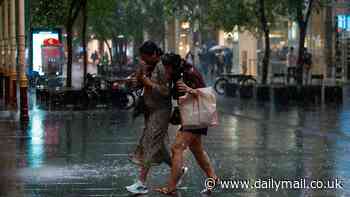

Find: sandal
[154,187,177,195]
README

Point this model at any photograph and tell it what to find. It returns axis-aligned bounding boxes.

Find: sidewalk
[0,95,349,196]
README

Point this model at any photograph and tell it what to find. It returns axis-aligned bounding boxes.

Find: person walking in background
[286,47,297,84]
[90,50,99,66]
[185,51,194,66]
[303,48,313,85]
[216,51,225,75]
[208,50,217,84]
[224,48,233,73]
[198,46,209,83]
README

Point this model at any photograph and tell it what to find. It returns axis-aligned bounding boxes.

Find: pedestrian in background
[198,47,209,83]
[224,48,233,73]
[90,50,99,66]
[286,47,297,83]
[216,51,225,75]
[185,51,194,66]
[303,48,313,85]
[208,50,217,83]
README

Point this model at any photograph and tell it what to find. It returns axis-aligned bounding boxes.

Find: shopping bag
[178,87,218,129]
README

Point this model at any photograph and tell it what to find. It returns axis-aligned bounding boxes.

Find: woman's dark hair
[139,41,163,56]
[161,53,182,67]
[161,52,192,70]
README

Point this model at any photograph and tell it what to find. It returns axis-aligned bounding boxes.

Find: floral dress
[130,62,172,167]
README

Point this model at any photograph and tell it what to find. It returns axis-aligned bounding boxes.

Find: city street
[0,0,349,196]
[0,91,350,197]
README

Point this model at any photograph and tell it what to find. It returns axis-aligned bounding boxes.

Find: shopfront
[335,6,350,81]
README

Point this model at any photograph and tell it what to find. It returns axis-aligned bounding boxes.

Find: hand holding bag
[178,87,218,129]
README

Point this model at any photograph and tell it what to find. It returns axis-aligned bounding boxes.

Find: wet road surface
[0,90,350,197]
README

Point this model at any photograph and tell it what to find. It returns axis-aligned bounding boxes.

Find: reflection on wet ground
[0,90,350,197]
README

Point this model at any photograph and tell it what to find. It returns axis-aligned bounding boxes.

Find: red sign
[43,38,61,46]
[42,47,61,58]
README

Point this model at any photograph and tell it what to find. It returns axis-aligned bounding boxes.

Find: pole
[10,0,17,107]
[0,3,3,99]
[18,0,28,122]
[4,0,10,105]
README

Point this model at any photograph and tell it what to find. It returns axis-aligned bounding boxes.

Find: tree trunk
[65,0,84,88]
[258,0,270,84]
[66,24,73,88]
[262,29,270,84]
[103,38,113,64]
[296,0,314,85]
[82,0,88,87]
[112,37,118,65]
[297,24,307,85]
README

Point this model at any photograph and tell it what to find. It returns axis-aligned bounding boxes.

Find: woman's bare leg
[167,132,193,190]
[139,166,149,183]
[161,143,172,167]
[189,136,217,179]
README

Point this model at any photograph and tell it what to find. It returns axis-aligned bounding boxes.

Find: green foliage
[30,0,70,28]
[164,0,200,21]
[88,0,166,43]
[141,0,166,40]
[124,0,145,40]
[284,0,330,24]
[87,0,118,40]
[208,0,254,32]
[207,0,285,35]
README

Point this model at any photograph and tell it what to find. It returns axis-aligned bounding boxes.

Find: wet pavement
[1,88,350,197]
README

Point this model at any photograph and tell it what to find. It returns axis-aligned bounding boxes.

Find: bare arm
[137,65,170,97]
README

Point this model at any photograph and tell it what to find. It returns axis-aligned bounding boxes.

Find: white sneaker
[176,166,189,187]
[200,187,212,195]
[126,180,149,194]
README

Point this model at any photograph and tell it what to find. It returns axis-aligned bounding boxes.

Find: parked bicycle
[81,73,107,108]
[110,78,137,110]
[214,74,257,95]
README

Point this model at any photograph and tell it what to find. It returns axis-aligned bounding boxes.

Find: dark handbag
[170,106,181,125]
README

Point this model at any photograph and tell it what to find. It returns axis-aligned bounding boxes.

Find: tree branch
[305,0,314,24]
[67,0,78,23]
[296,0,304,25]
[72,0,85,23]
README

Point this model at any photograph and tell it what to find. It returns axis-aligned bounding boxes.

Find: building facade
[164,2,348,84]
[0,0,28,120]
